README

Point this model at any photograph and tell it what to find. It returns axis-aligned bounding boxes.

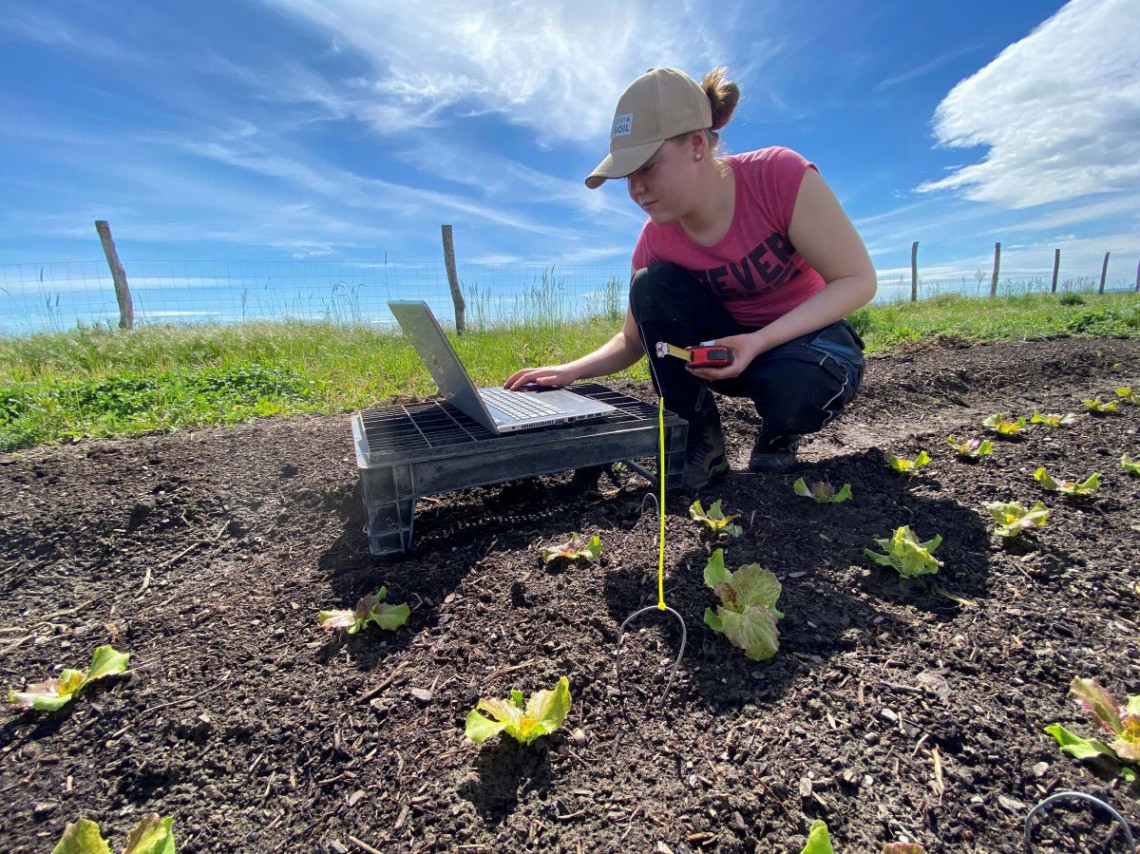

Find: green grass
[1,291,1137,452]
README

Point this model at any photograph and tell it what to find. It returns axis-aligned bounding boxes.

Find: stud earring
[695,153,702,161]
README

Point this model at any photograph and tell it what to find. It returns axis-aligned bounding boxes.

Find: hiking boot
[748,434,799,472]
[682,422,729,489]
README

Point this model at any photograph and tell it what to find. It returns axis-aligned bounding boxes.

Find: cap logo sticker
[611,113,633,138]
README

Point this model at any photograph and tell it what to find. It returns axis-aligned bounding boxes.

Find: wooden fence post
[94,220,134,330]
[440,225,466,334]
[989,242,1001,298]
[910,241,918,302]
[1051,248,1060,294]
[1098,252,1109,294]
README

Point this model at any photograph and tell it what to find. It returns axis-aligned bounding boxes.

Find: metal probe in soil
[1023,791,1136,853]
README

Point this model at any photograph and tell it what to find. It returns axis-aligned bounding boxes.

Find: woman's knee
[753,360,858,435]
[629,262,703,319]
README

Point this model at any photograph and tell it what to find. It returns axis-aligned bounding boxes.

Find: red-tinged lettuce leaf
[1070,677,1122,735]
[715,604,781,662]
[541,534,603,564]
[319,587,409,634]
[8,646,128,712]
[1111,693,1140,762]
[317,609,358,631]
[800,819,835,854]
[703,555,783,661]
[50,818,112,854]
[465,677,571,745]
[8,669,86,711]
[123,814,176,854]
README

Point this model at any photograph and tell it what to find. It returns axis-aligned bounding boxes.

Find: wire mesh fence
[0,258,1133,336]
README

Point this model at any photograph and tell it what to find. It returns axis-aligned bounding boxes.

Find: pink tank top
[631,147,826,328]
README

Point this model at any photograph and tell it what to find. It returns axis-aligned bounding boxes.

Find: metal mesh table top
[357,383,670,463]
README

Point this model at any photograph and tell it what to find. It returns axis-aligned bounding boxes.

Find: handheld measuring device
[654,340,733,368]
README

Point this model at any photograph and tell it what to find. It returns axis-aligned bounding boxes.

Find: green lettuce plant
[1033,467,1101,498]
[318,587,409,634]
[541,533,602,564]
[1083,397,1120,414]
[702,549,783,661]
[1030,411,1077,427]
[982,413,1027,436]
[799,818,924,853]
[1117,386,1136,405]
[1123,454,1140,475]
[464,676,571,745]
[885,450,931,474]
[946,435,992,459]
[50,813,175,854]
[1045,676,1139,783]
[7,645,130,712]
[864,526,943,577]
[800,820,834,854]
[985,500,1049,538]
[793,477,852,504]
[689,499,743,539]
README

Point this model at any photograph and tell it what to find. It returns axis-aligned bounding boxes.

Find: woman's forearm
[750,273,876,354]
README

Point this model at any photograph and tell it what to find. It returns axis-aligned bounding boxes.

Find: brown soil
[1,337,1138,853]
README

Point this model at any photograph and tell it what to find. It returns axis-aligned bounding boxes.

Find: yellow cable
[658,397,666,609]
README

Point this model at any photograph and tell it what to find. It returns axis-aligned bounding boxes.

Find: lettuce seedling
[985,500,1049,538]
[1117,386,1136,405]
[946,435,992,459]
[885,450,931,474]
[318,587,409,635]
[1044,676,1139,783]
[50,813,175,854]
[793,477,851,503]
[7,645,130,712]
[864,526,943,577]
[982,413,1027,436]
[1123,454,1140,475]
[541,533,602,564]
[1030,411,1077,427]
[702,549,783,661]
[799,820,834,854]
[465,676,571,746]
[1033,467,1101,498]
[689,499,743,539]
[1083,397,1120,414]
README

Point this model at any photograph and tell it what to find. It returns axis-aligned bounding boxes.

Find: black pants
[629,262,865,449]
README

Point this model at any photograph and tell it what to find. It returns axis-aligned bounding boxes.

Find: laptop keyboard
[480,387,562,419]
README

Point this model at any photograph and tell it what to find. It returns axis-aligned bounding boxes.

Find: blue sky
[2,0,1138,288]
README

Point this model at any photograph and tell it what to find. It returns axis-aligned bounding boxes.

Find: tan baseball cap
[585,67,712,189]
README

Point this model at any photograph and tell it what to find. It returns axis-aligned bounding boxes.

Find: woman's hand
[503,365,578,390]
[685,332,765,381]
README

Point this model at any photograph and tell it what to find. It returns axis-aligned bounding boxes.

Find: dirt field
[2,337,1138,853]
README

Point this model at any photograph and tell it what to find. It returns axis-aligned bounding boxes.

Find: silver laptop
[388,300,618,434]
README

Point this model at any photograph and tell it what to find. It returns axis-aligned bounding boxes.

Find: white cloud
[263,0,737,144]
[918,0,1140,208]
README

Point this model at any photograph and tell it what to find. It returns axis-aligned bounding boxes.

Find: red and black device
[654,340,733,367]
